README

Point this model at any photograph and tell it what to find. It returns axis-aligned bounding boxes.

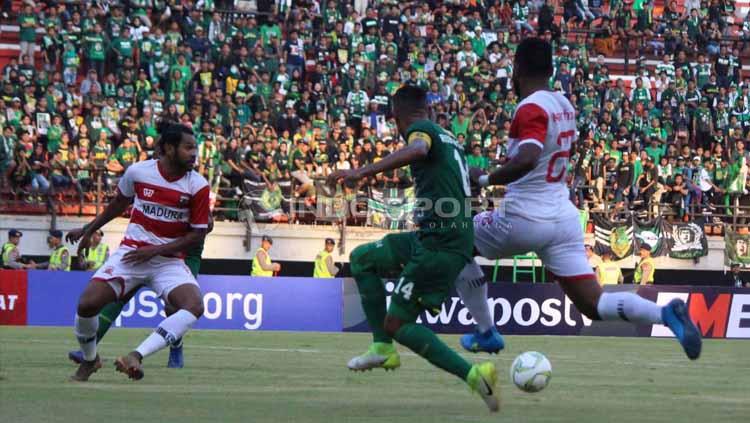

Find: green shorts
[351,232,469,323]
[184,239,205,278]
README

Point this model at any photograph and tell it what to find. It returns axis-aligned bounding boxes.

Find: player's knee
[185,301,204,319]
[77,294,102,317]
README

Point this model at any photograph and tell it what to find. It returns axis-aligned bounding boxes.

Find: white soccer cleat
[347,342,401,371]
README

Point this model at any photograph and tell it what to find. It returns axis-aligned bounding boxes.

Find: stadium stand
[0,0,749,235]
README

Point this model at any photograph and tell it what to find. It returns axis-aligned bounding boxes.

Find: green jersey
[405,119,473,258]
[695,64,711,89]
[19,13,37,42]
[85,34,106,61]
[112,37,135,63]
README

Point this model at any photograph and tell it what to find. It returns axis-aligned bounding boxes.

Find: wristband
[478,175,490,188]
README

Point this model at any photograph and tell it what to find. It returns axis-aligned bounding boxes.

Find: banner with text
[2,270,748,339]
[343,280,750,339]
[24,271,342,332]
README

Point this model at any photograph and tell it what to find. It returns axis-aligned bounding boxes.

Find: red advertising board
[0,270,28,325]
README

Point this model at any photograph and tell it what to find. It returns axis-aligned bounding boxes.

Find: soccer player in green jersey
[327,85,500,412]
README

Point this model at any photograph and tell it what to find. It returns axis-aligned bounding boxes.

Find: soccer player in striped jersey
[67,121,210,381]
[66,221,211,369]
[455,38,701,361]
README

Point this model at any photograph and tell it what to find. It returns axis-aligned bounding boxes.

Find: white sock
[135,310,197,359]
[75,314,99,361]
[455,260,494,332]
[597,292,663,325]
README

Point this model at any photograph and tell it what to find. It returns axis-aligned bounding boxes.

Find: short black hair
[515,38,553,78]
[157,119,194,155]
[392,85,427,114]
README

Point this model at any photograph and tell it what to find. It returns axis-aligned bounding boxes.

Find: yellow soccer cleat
[467,361,500,412]
[347,342,401,372]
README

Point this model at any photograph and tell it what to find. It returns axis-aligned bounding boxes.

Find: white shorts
[92,246,198,301]
[473,210,594,279]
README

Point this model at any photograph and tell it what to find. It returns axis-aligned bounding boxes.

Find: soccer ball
[510,351,552,393]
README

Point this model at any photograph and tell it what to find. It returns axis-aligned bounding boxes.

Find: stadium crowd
[0,0,748,225]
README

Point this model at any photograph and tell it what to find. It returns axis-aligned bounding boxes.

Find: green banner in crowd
[666,222,708,259]
[725,228,750,267]
[634,217,668,257]
[367,187,416,230]
[593,213,633,260]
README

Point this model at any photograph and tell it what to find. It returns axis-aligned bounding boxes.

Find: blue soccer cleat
[68,350,84,364]
[661,299,702,360]
[460,327,505,354]
[167,344,184,368]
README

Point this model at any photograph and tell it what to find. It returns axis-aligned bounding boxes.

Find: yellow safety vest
[2,242,16,266]
[50,245,71,271]
[634,257,655,284]
[251,247,273,277]
[313,250,333,278]
[597,262,622,285]
[86,243,109,270]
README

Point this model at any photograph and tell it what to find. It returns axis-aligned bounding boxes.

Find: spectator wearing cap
[729,263,749,288]
[634,244,655,285]
[81,229,109,271]
[37,230,71,271]
[313,238,339,278]
[2,229,34,269]
[252,235,281,277]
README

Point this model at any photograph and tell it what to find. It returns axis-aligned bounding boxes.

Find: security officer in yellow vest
[2,229,35,269]
[36,230,71,271]
[313,238,339,278]
[596,250,623,285]
[251,235,281,277]
[81,229,109,270]
[634,244,655,285]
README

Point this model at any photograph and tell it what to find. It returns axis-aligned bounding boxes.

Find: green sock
[96,301,125,342]
[394,323,472,380]
[354,273,391,344]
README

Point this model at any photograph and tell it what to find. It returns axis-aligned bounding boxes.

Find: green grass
[0,327,748,423]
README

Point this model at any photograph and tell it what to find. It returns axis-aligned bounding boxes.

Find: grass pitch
[0,327,747,423]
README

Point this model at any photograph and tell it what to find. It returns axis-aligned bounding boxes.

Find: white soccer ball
[510,351,552,393]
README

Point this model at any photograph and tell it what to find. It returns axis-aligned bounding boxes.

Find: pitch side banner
[24,271,342,332]
[4,270,749,338]
[343,280,750,339]
[0,270,27,325]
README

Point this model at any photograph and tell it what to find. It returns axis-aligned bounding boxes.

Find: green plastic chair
[511,253,545,283]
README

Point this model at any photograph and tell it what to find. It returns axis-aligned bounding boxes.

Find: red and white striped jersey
[116,159,210,258]
[503,90,579,221]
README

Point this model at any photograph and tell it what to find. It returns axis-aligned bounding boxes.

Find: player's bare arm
[473,143,543,187]
[327,139,429,187]
[122,228,207,265]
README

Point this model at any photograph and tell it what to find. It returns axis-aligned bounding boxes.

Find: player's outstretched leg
[385,315,500,412]
[387,247,499,412]
[347,243,400,371]
[559,275,702,360]
[115,284,203,380]
[71,280,118,381]
[455,260,505,354]
[69,301,125,364]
